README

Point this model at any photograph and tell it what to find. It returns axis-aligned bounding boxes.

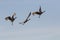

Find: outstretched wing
[12,12,16,18]
[39,6,42,12]
[13,12,16,16]
[26,12,31,19]
[5,16,12,20]
[19,12,31,25]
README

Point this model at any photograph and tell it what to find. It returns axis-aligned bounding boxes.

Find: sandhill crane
[5,12,17,25]
[19,12,31,25]
[32,6,45,18]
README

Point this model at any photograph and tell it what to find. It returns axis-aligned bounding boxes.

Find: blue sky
[0,0,60,40]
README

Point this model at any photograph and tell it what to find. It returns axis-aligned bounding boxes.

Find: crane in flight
[5,12,17,25]
[32,6,45,18]
[19,12,31,25]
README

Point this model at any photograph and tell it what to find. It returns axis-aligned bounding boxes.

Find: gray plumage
[19,12,31,25]
[32,6,45,18]
[5,13,17,25]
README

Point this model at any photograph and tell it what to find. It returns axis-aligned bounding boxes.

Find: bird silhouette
[32,6,45,18]
[19,12,31,25]
[5,12,17,25]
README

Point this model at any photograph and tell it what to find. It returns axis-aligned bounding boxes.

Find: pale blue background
[0,0,60,40]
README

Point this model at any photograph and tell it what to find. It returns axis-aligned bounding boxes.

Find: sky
[0,0,60,40]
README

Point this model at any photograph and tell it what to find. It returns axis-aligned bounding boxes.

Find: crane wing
[26,12,31,19]
[39,6,42,12]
